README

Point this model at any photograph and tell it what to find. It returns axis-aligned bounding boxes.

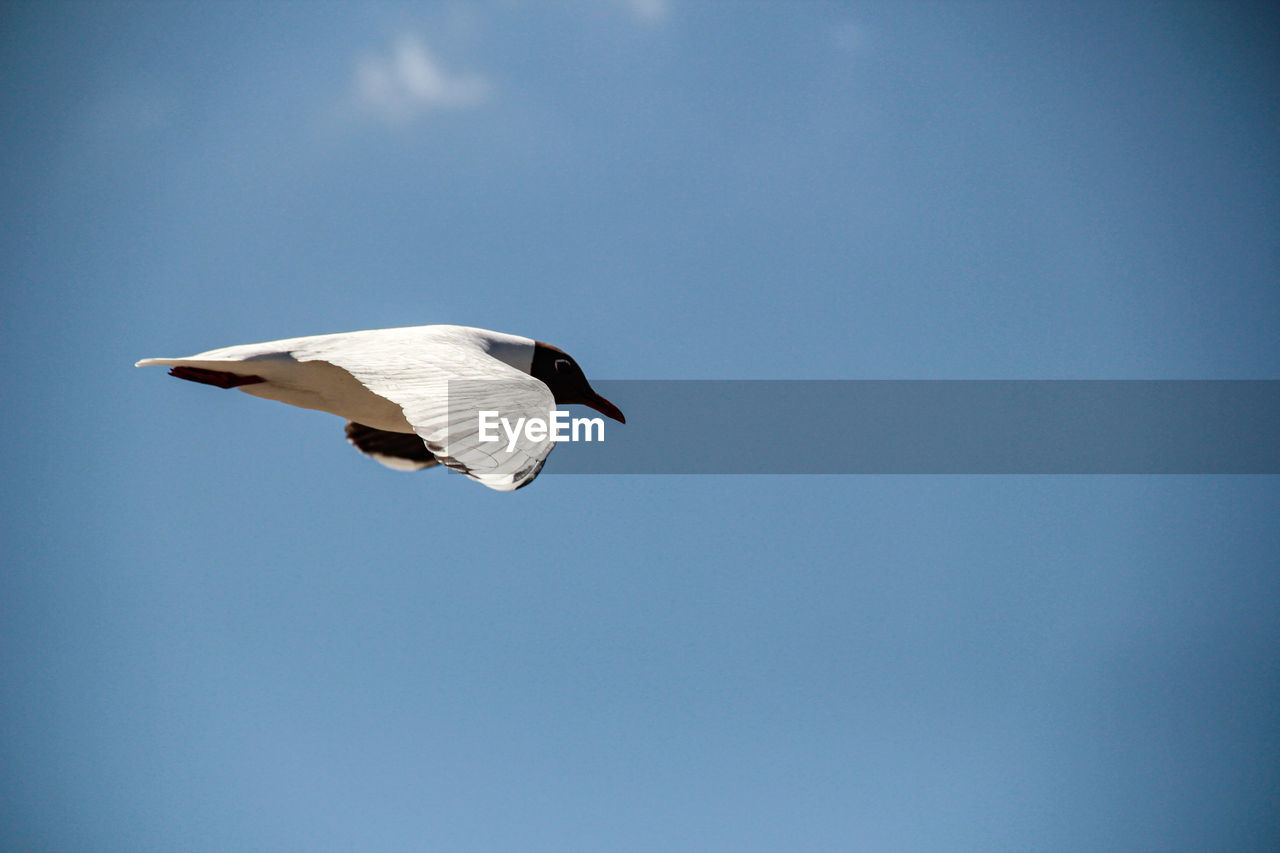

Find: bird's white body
[138,325,566,491]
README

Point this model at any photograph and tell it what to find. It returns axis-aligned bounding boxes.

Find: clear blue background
[3,2,1277,850]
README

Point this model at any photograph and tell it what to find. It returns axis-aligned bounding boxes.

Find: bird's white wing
[289,330,556,492]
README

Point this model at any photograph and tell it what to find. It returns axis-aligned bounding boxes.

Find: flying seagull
[137,325,624,491]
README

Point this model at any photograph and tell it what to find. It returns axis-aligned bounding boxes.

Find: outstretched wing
[139,326,557,491]
[289,328,557,491]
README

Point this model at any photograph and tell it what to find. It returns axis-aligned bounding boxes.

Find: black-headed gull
[137,325,624,491]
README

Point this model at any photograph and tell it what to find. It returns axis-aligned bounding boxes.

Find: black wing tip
[345,422,439,470]
[168,366,267,389]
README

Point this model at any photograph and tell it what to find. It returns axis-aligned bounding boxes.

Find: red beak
[583,390,625,424]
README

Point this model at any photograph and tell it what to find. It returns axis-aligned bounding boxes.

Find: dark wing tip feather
[168,366,267,389]
[345,422,440,471]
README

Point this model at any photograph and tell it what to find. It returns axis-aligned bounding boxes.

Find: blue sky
[2,2,1278,850]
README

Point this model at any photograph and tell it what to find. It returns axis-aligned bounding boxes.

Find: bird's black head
[531,342,625,423]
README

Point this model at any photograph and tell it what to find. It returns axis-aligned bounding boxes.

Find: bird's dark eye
[554,358,571,373]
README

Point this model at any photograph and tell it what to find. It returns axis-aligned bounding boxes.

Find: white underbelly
[234,358,414,432]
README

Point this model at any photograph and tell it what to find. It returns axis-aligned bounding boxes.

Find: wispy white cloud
[354,35,489,122]
[621,0,669,26]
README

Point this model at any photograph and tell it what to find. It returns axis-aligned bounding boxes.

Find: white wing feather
[138,325,556,492]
